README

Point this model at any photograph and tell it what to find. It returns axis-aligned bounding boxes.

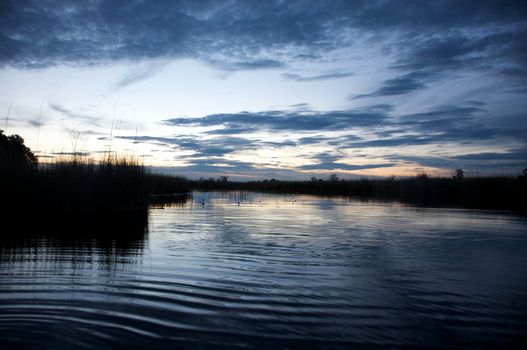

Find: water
[1,191,526,349]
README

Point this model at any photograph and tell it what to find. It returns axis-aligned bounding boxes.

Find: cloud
[160,101,526,167]
[109,135,178,145]
[180,158,257,172]
[154,159,304,181]
[299,153,394,171]
[296,136,331,145]
[282,71,353,82]
[26,119,45,128]
[341,102,527,149]
[453,149,527,161]
[354,71,432,98]
[299,162,394,171]
[2,0,526,76]
[207,58,285,71]
[205,126,258,135]
[394,35,485,71]
[51,151,91,157]
[48,103,101,126]
[384,150,527,172]
[115,62,168,90]
[62,127,104,136]
[162,102,526,152]
[112,100,527,176]
[116,135,259,158]
[164,105,391,132]
[6,1,526,177]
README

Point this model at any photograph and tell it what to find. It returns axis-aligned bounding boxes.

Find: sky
[1,0,526,180]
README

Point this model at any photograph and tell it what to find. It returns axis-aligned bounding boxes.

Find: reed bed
[1,131,189,218]
[192,175,527,213]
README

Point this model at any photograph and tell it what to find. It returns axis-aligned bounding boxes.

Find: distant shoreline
[2,130,526,218]
[189,176,527,214]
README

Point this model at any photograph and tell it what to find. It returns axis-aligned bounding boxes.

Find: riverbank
[191,176,527,214]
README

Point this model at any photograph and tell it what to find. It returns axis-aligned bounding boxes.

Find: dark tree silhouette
[0,129,37,171]
[453,168,464,179]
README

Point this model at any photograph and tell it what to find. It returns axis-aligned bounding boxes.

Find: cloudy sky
[1,0,526,179]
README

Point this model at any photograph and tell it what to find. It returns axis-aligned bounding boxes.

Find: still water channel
[1,191,526,349]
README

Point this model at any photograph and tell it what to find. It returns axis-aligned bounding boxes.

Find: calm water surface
[1,191,526,349]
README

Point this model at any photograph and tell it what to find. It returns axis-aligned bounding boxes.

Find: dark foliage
[0,129,37,173]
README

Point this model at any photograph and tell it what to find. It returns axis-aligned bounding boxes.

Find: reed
[1,130,189,218]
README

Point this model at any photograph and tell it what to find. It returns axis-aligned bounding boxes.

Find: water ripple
[1,192,526,349]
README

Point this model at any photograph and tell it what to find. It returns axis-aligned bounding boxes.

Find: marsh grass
[0,130,188,234]
[192,175,527,213]
[1,153,189,219]
[37,156,149,214]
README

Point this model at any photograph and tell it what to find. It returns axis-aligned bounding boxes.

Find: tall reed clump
[1,131,190,221]
[36,156,150,215]
[1,155,149,218]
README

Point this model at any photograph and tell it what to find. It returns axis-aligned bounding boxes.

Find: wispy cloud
[114,61,168,90]
[299,153,394,171]
[48,103,101,126]
[164,105,391,132]
[354,71,432,98]
[282,71,353,82]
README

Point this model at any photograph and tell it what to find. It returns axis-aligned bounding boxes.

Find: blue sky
[1,0,526,179]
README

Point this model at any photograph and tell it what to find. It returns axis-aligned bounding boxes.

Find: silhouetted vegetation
[0,130,37,170]
[0,130,189,221]
[192,172,527,214]
[453,168,464,179]
[2,130,526,218]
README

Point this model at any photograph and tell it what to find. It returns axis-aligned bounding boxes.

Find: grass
[3,157,187,214]
[1,130,190,219]
[36,157,150,214]
[1,156,190,237]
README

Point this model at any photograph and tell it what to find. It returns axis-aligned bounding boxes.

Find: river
[1,191,526,349]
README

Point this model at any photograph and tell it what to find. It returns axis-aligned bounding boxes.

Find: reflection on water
[1,191,526,349]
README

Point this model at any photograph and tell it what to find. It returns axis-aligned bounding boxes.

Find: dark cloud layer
[2,0,527,76]
[164,106,391,132]
[298,153,394,171]
[117,102,526,174]
[355,71,433,98]
[453,149,527,161]
[163,102,526,149]
[115,135,259,158]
